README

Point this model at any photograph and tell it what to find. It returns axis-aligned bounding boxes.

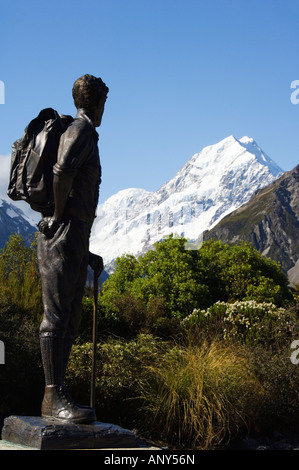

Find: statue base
[1,415,145,450]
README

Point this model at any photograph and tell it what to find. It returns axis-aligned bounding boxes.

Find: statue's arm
[38,122,91,236]
[48,171,74,231]
[37,169,74,236]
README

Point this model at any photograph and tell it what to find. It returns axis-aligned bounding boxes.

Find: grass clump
[129,340,263,449]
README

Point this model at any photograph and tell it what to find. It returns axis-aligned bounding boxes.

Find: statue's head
[72,74,109,126]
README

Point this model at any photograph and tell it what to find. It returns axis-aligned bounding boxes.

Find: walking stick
[90,270,99,410]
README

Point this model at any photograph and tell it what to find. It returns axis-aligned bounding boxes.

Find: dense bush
[66,334,168,427]
[97,237,293,338]
[182,300,297,347]
[66,334,264,447]
[245,343,299,433]
[0,294,43,415]
[0,234,44,415]
[66,333,299,449]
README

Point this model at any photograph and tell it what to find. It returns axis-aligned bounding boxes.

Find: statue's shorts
[37,217,91,341]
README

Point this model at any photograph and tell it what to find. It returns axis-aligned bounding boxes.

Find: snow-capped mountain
[0,199,37,247]
[90,135,283,271]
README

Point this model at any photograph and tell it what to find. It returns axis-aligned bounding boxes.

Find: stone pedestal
[1,415,143,450]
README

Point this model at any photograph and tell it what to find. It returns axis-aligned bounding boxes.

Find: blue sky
[1,0,298,204]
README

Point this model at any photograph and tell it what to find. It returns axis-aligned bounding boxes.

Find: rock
[272,439,294,451]
[205,164,299,280]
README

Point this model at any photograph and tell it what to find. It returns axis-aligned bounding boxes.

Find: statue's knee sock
[62,336,74,379]
[40,336,64,386]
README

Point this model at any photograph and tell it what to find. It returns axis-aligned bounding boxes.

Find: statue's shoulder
[63,116,94,143]
[72,117,93,131]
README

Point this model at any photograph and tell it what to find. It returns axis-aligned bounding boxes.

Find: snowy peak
[90,135,284,271]
[0,198,37,247]
[238,136,282,175]
[189,135,280,175]
[157,135,282,203]
[187,134,280,176]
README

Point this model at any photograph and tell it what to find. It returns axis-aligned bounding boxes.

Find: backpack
[7,108,73,215]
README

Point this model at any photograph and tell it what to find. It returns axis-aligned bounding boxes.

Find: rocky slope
[204,164,299,285]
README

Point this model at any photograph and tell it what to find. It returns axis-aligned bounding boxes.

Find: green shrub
[0,295,43,415]
[0,234,44,415]
[246,344,299,433]
[66,334,168,426]
[182,300,297,347]
[66,335,265,448]
[65,329,299,448]
[98,238,292,339]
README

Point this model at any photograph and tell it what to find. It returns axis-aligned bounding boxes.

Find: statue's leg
[63,250,89,378]
[40,335,64,386]
[37,220,95,423]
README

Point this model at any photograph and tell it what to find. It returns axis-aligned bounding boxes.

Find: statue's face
[94,95,107,127]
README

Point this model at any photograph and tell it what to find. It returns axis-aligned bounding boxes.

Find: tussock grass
[138,341,264,449]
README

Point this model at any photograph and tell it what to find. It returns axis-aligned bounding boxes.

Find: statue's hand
[38,217,60,237]
[89,252,103,278]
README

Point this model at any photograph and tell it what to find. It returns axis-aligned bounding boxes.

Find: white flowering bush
[181,300,297,345]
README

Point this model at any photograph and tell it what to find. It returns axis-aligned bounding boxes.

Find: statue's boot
[40,336,96,424]
[41,384,96,424]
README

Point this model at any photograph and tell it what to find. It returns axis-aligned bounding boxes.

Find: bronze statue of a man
[37,74,108,423]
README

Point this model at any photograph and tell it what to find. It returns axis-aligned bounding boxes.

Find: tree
[199,240,292,306]
[0,233,44,413]
[99,237,292,337]
[0,233,42,318]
